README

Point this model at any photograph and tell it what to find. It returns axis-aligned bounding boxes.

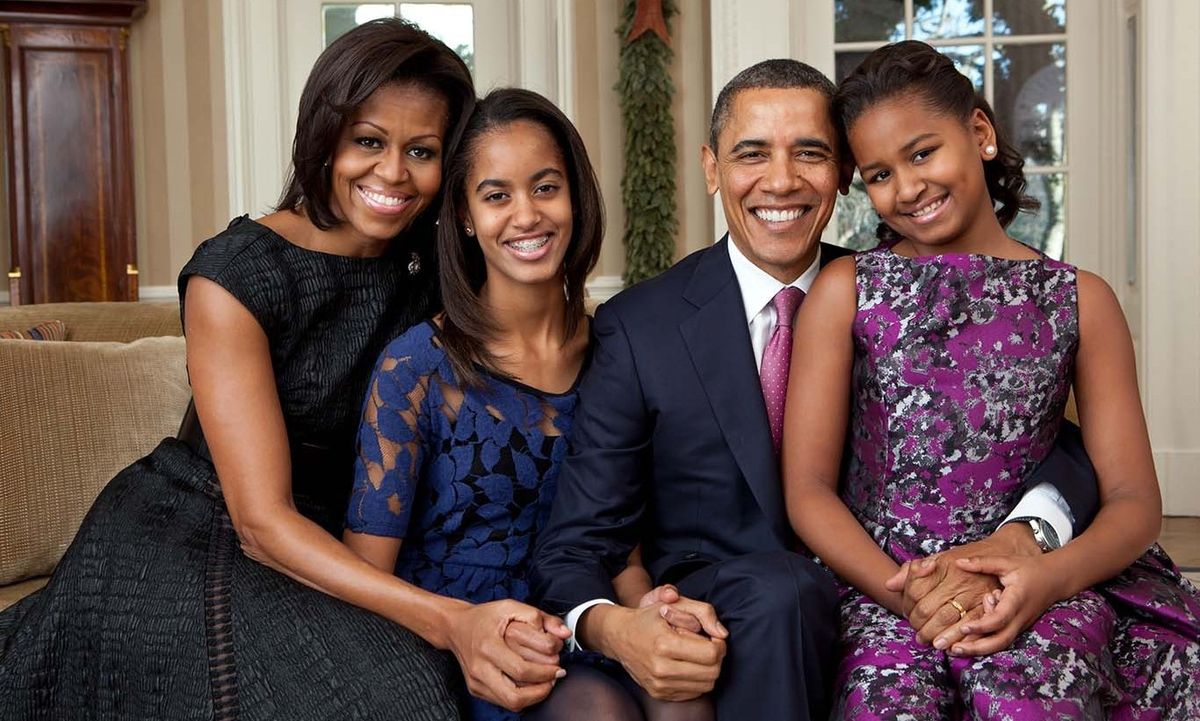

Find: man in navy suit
[530,59,1095,721]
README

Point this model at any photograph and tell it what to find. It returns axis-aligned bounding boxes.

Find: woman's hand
[446,600,567,711]
[944,553,1064,656]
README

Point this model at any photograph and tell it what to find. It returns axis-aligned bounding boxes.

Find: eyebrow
[858,132,939,172]
[349,121,441,142]
[900,132,939,153]
[475,167,563,193]
[728,137,833,154]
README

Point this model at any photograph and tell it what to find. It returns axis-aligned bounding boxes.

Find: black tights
[524,661,715,721]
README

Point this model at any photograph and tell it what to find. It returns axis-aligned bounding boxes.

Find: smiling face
[702,87,840,283]
[848,96,1002,253]
[462,119,573,290]
[328,81,449,252]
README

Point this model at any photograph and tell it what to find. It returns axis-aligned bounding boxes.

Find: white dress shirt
[564,238,1073,647]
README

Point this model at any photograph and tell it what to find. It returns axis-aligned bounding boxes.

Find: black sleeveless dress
[0,217,463,720]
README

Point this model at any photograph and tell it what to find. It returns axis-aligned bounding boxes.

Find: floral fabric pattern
[347,321,579,721]
[835,247,1200,720]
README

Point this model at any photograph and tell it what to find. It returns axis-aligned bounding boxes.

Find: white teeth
[910,197,946,217]
[508,235,550,252]
[754,207,805,223]
[359,187,407,206]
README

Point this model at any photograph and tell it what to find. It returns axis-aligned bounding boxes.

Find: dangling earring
[408,252,421,276]
[984,144,996,157]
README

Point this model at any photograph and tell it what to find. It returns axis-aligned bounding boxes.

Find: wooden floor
[1160,516,1200,584]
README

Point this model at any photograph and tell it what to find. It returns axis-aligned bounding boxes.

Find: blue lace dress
[346,321,581,721]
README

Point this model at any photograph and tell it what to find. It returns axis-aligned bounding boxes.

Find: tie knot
[772,286,805,326]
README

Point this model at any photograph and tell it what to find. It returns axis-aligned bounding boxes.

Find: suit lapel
[679,238,788,544]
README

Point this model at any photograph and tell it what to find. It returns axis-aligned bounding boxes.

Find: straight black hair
[834,40,1039,243]
[437,88,604,387]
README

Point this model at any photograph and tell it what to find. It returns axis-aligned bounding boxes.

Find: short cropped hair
[708,59,837,151]
[277,18,476,231]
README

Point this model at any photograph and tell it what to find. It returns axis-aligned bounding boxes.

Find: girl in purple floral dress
[783,41,1200,719]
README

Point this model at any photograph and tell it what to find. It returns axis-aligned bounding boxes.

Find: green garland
[616,0,678,285]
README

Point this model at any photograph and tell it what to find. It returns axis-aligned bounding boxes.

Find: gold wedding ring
[948,599,967,620]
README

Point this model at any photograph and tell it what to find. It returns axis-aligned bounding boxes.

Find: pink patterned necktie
[760,286,805,453]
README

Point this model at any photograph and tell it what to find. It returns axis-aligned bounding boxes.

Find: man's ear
[701,145,719,196]
[839,153,857,196]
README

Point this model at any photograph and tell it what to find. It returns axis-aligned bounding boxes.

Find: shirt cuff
[565,598,616,652]
[1003,481,1075,545]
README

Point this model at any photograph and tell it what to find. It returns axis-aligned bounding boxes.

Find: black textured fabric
[0,217,462,720]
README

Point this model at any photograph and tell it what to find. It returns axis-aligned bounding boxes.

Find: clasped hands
[885,523,1062,656]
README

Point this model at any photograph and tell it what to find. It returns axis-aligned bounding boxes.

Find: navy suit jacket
[529,238,1096,616]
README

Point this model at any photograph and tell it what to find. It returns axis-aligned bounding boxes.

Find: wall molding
[585,275,624,303]
[1157,451,1200,516]
[139,285,179,302]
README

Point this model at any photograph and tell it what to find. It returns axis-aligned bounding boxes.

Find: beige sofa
[0,302,189,610]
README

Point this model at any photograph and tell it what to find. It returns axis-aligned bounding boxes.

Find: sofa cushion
[0,320,66,341]
[0,302,181,342]
[0,576,48,611]
[0,336,190,586]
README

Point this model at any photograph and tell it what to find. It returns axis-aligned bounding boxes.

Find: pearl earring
[984,144,996,157]
[464,225,474,237]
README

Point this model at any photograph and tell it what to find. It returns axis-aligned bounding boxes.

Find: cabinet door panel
[4,23,135,303]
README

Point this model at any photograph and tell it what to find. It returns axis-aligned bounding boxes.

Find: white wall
[1140,0,1200,514]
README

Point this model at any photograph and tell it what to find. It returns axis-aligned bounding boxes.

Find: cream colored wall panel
[1142,0,1200,514]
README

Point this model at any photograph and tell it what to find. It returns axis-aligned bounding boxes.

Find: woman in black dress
[0,19,537,721]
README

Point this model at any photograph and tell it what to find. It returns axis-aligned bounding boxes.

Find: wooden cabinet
[1,1,146,305]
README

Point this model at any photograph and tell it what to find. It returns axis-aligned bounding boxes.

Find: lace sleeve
[345,337,432,538]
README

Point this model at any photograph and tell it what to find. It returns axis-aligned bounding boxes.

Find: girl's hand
[502,614,572,667]
[446,600,567,711]
[944,554,1063,656]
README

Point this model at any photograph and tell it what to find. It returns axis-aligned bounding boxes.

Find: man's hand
[445,600,567,712]
[582,600,728,701]
[948,553,1063,656]
[636,584,705,633]
[883,523,1040,649]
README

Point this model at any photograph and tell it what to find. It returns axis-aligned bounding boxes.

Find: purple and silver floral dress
[835,246,1200,720]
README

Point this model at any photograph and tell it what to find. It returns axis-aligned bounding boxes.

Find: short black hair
[276,18,475,231]
[708,59,836,151]
[437,88,604,387]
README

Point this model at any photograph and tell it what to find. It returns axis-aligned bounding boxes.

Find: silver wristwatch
[1010,516,1062,552]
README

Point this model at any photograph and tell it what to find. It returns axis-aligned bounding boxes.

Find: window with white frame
[833,0,1068,259]
[321,2,475,73]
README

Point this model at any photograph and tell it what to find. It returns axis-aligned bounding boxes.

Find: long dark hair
[276,18,475,246]
[437,88,604,387]
[834,40,1038,243]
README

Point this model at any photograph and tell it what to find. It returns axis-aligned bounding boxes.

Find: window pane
[993,43,1066,167]
[835,178,883,252]
[323,4,396,47]
[399,3,474,73]
[836,0,905,43]
[993,0,1066,36]
[912,0,984,41]
[1007,172,1065,259]
[835,50,873,83]
[939,44,985,91]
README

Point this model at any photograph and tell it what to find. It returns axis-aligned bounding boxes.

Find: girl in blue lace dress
[342,89,603,721]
